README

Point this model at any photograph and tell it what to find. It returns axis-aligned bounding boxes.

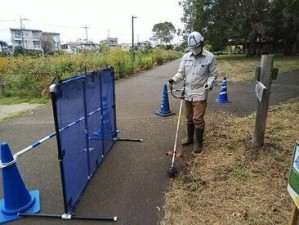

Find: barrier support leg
[114,137,143,142]
[18,213,118,222]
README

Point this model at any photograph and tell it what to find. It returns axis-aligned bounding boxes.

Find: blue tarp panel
[51,68,117,214]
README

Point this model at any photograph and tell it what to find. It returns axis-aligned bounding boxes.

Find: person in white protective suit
[168,31,217,154]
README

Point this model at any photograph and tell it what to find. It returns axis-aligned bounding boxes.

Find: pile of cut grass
[161,98,299,225]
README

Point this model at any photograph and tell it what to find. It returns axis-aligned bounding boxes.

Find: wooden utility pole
[252,55,278,147]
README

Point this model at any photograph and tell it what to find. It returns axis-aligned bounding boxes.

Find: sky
[0,0,185,45]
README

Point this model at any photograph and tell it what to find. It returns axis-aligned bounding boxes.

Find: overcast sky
[0,0,184,44]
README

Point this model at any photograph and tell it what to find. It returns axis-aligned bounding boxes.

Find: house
[107,37,118,47]
[10,28,61,53]
[61,40,99,54]
[61,42,81,54]
[100,37,119,48]
[77,39,98,51]
[10,28,43,51]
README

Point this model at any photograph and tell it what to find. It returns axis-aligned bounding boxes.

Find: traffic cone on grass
[155,84,175,117]
[0,142,40,224]
[215,77,231,103]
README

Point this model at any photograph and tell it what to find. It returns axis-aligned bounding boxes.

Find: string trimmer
[166,85,184,178]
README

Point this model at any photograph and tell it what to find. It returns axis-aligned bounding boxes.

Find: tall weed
[0,48,181,99]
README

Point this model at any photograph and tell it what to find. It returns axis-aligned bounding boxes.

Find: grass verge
[217,55,299,82]
[0,97,49,105]
[161,98,299,225]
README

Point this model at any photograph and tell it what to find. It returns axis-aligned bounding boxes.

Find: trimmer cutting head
[167,166,178,178]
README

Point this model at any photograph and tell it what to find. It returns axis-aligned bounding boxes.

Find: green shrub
[0,48,181,99]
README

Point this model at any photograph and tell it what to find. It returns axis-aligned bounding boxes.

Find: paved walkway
[0,60,298,225]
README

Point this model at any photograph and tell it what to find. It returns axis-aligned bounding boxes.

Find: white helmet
[188,31,204,49]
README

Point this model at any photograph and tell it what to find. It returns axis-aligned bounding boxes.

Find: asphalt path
[0,59,298,225]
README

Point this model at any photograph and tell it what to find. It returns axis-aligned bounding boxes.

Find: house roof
[43,32,60,35]
[10,28,43,32]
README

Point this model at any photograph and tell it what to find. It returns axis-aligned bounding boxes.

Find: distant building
[99,37,119,50]
[10,28,61,53]
[107,37,118,47]
[77,39,98,51]
[61,42,80,54]
[61,40,99,54]
[10,28,43,51]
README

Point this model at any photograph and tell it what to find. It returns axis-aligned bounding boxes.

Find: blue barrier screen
[51,68,117,214]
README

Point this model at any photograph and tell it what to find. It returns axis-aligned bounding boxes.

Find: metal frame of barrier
[51,68,118,220]
[0,68,142,223]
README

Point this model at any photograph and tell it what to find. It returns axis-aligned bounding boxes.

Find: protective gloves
[204,79,216,91]
[168,78,175,89]
[168,78,175,85]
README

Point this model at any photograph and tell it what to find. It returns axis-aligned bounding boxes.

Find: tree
[179,0,299,55]
[41,33,55,55]
[268,0,299,55]
[179,0,234,51]
[152,22,176,45]
[180,0,270,52]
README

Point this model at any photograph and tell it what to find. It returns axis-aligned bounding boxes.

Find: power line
[0,20,17,22]
[1,18,110,32]
[0,18,117,43]
[28,20,82,29]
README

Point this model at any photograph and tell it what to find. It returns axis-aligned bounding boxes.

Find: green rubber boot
[181,123,194,146]
[193,128,204,154]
